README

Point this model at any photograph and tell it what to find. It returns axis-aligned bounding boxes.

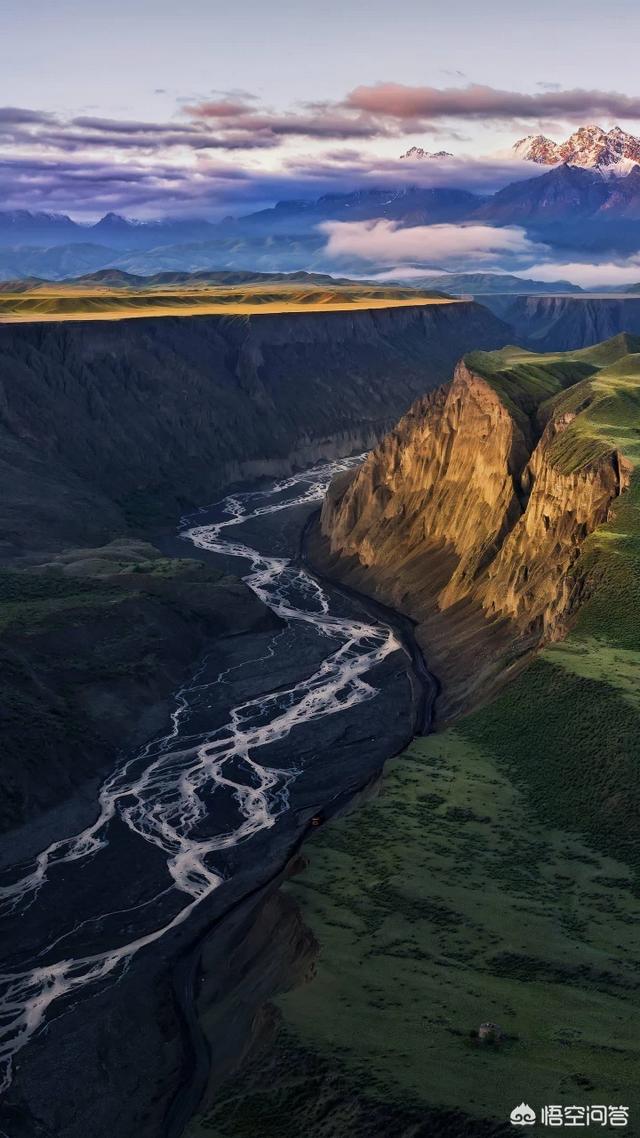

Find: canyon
[0,460,424,1138]
[0,301,477,1135]
[184,332,640,1137]
[0,543,279,837]
[2,300,506,834]
[0,301,505,563]
[2,299,639,1137]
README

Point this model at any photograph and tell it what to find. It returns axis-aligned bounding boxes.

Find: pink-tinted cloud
[183,99,255,119]
[184,83,640,145]
[344,83,640,124]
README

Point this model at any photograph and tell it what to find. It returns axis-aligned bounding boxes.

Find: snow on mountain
[513,126,640,175]
[400,147,454,160]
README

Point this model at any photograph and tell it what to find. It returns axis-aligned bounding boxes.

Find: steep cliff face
[483,294,640,351]
[479,411,631,635]
[319,343,635,718]
[0,302,507,562]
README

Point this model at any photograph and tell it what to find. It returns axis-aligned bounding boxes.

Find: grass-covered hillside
[191,337,640,1137]
[467,332,640,464]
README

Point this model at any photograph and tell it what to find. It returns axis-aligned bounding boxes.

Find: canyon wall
[318,355,631,719]
[0,301,507,829]
[0,302,507,562]
[483,294,640,351]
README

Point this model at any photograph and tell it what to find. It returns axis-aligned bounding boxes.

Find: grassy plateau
[0,277,454,322]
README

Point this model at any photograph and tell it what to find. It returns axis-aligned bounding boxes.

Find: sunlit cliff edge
[318,335,639,719]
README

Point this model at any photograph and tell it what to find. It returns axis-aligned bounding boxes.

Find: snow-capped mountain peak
[400,146,454,160]
[513,125,640,174]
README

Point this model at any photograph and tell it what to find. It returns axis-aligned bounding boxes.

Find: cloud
[0,106,56,126]
[525,259,640,287]
[285,150,536,192]
[0,152,281,217]
[320,219,543,267]
[184,100,391,143]
[344,83,640,124]
[182,81,640,146]
[0,107,538,217]
[182,98,256,119]
[3,78,640,219]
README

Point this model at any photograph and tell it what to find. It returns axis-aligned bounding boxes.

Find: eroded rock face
[319,361,630,719]
[479,412,630,637]
[326,364,527,582]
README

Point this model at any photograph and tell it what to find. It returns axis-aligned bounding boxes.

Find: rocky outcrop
[318,360,630,719]
[0,302,507,563]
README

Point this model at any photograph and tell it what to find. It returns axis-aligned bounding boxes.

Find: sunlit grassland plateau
[0,278,454,322]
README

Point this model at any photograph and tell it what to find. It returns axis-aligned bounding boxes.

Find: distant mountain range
[0,211,224,250]
[3,267,639,300]
[0,268,346,293]
[400,124,640,175]
[222,187,480,233]
[401,272,584,295]
[9,156,640,261]
[477,162,640,222]
[4,132,640,281]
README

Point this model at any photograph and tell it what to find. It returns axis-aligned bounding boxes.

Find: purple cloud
[3,79,640,219]
[0,106,56,125]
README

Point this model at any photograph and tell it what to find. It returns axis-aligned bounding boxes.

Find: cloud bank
[320,219,544,268]
[319,219,640,287]
[525,259,640,288]
[2,78,640,217]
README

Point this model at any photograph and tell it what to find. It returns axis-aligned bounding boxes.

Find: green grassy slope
[189,338,640,1137]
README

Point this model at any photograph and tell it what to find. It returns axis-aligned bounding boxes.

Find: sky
[1,0,640,221]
